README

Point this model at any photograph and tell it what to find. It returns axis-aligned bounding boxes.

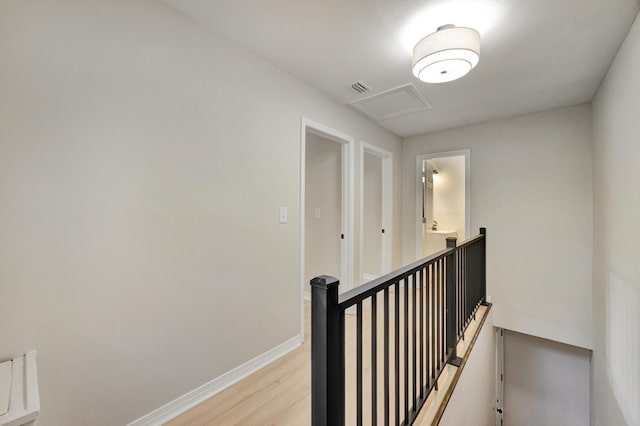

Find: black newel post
[445,237,461,366]
[480,227,488,305]
[311,275,345,426]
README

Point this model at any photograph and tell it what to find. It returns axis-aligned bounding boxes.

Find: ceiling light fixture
[412,24,480,83]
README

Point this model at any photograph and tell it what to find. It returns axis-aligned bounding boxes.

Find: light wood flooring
[167,292,488,426]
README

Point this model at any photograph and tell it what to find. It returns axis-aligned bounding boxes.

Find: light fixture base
[437,24,455,31]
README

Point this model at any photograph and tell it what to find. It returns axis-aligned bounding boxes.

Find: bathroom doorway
[415,150,470,259]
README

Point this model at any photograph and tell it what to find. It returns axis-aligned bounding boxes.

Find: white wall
[503,330,590,426]
[591,11,640,426]
[430,156,465,239]
[305,133,342,285]
[440,310,495,426]
[362,153,382,278]
[402,105,593,350]
[0,1,402,425]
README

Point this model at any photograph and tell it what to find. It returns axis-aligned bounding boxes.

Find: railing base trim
[447,356,463,367]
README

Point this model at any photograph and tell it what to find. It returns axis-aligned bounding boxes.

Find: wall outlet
[279,207,288,224]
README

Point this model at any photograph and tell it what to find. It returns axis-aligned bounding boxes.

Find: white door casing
[300,117,355,339]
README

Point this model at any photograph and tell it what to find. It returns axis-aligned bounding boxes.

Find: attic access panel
[349,83,431,121]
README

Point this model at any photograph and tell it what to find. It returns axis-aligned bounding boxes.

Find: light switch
[279,207,288,224]
[314,207,321,219]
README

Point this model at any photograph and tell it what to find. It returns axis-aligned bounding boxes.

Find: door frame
[415,149,470,260]
[359,141,392,283]
[300,117,355,337]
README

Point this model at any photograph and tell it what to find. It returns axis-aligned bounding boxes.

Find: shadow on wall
[605,270,640,425]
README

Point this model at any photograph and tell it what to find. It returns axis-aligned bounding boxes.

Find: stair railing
[311,227,487,425]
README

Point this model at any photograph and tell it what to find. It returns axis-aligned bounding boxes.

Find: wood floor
[167,294,488,426]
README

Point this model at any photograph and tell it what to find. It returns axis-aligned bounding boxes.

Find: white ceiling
[163,0,640,137]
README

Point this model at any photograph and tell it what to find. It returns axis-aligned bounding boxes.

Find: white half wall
[0,1,402,425]
[402,105,594,350]
[592,11,640,426]
[503,330,590,426]
[439,310,495,426]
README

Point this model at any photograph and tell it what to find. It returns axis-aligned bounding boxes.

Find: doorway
[416,150,470,259]
[359,142,392,283]
[300,118,354,336]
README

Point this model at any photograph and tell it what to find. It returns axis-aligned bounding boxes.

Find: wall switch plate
[314,207,321,219]
[279,207,288,224]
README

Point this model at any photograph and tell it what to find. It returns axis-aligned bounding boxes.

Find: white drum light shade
[412,25,480,83]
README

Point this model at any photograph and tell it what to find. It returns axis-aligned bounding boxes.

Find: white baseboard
[127,334,303,426]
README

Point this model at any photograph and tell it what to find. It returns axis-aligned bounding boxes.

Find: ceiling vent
[349,84,432,121]
[350,80,371,94]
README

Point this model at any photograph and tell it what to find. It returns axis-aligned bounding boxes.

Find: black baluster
[436,258,441,370]
[419,268,424,400]
[412,272,417,413]
[404,277,409,424]
[431,263,436,388]
[446,237,460,366]
[384,287,389,426]
[480,228,487,305]
[395,282,400,426]
[357,301,363,426]
[371,293,377,425]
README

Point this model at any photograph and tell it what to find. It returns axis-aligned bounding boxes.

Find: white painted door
[305,132,343,285]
